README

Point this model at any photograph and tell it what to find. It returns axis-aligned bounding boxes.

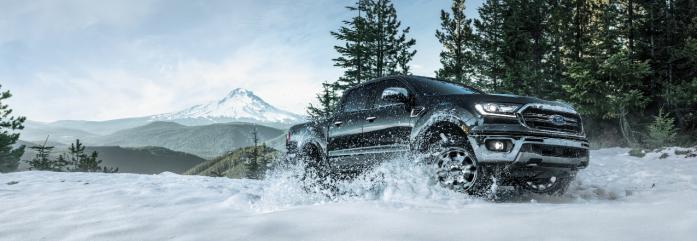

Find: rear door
[327,86,374,168]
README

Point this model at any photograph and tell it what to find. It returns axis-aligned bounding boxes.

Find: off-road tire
[516,173,575,196]
[299,145,334,193]
[422,132,493,196]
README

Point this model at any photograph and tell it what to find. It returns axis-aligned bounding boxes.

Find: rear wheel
[299,145,333,193]
[517,173,575,195]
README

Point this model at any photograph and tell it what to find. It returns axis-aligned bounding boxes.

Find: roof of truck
[345,75,483,94]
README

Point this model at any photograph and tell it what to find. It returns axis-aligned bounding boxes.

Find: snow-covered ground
[2,148,696,241]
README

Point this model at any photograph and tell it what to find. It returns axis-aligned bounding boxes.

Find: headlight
[475,103,521,117]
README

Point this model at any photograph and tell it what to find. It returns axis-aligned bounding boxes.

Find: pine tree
[0,86,26,173]
[472,0,581,99]
[331,0,416,92]
[362,0,417,77]
[472,0,506,92]
[563,1,652,145]
[307,81,340,120]
[445,0,696,144]
[74,151,103,172]
[646,108,677,148]
[26,137,66,171]
[435,0,477,85]
[246,125,259,179]
[65,139,116,173]
[332,0,372,90]
[309,0,417,121]
[56,154,69,170]
[500,0,556,97]
[68,139,86,170]
[27,144,54,171]
[636,0,697,133]
[394,29,417,75]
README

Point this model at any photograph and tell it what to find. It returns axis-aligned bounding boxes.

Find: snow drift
[1,148,696,241]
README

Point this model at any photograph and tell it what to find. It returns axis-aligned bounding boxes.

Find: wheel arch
[300,141,325,159]
[412,120,472,152]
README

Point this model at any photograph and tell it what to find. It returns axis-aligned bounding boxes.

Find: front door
[362,79,414,161]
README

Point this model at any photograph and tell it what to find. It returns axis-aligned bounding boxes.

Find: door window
[373,80,409,108]
[341,87,372,113]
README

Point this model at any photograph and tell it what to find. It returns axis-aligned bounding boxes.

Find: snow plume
[243,147,697,210]
[255,155,476,212]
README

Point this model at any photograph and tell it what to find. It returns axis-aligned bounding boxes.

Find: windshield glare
[412,79,482,96]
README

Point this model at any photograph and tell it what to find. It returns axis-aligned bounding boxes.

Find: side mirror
[381,87,409,104]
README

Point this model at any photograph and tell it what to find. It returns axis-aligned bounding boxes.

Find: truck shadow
[489,182,636,203]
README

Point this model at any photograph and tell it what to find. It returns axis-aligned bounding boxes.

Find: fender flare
[410,106,478,152]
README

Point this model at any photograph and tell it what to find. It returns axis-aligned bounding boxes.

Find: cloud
[1,0,484,122]
[1,0,344,121]
[8,38,339,121]
[0,0,157,43]
[157,41,342,117]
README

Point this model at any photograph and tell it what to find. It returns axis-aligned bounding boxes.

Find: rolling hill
[18,142,206,174]
[84,146,206,174]
[25,88,303,139]
[21,120,99,144]
[92,122,285,158]
[48,117,152,136]
[185,145,279,179]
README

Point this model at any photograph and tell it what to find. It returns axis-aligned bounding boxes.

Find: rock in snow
[1,148,696,241]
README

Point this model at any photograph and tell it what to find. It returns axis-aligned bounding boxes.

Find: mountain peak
[226,88,253,97]
[220,88,264,105]
[151,87,304,124]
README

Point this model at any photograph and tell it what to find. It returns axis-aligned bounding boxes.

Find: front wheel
[424,143,492,196]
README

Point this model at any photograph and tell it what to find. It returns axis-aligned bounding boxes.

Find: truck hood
[470,93,561,105]
[425,93,577,113]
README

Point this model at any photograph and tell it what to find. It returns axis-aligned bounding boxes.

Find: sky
[1,0,483,122]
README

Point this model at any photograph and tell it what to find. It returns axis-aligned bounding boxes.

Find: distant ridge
[28,88,303,138]
[93,122,285,158]
[18,143,206,174]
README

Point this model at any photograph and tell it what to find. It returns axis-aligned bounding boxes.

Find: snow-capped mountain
[150,88,304,125]
[23,88,303,141]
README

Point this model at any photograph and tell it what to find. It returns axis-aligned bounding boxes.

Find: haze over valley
[19,88,300,173]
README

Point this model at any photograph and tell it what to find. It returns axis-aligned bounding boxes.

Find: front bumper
[468,134,589,170]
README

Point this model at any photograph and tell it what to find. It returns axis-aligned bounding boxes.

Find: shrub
[628,148,645,158]
[645,109,677,149]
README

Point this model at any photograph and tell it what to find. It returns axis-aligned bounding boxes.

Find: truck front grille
[520,107,583,134]
[520,143,588,158]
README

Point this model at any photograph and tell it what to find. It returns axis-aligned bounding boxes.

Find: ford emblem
[550,115,566,125]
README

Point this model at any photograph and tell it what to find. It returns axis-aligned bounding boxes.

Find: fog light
[492,141,505,151]
[486,140,512,152]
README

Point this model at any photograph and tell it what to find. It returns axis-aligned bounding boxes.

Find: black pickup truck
[287,75,589,195]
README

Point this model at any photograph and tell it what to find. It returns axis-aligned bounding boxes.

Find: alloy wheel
[523,176,559,193]
[434,147,478,192]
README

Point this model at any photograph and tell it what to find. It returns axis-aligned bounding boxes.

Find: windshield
[411,78,483,96]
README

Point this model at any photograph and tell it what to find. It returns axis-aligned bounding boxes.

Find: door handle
[366,116,377,122]
[334,121,343,126]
